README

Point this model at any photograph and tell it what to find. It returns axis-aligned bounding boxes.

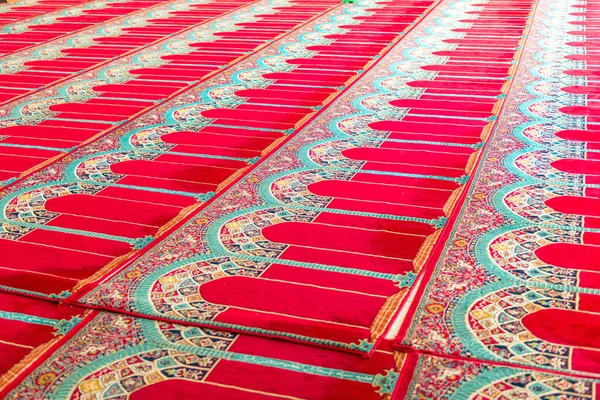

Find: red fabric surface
[2,0,569,396]
[0,292,83,377]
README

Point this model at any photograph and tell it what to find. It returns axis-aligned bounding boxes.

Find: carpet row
[1,291,600,399]
[0,0,599,397]
[397,0,600,381]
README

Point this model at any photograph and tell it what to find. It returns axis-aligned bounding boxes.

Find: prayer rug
[2,0,597,395]
[397,0,600,380]
[2,300,600,399]
[0,304,404,399]
[72,0,523,355]
[0,0,443,355]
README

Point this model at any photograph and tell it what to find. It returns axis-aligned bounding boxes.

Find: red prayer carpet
[1,0,600,398]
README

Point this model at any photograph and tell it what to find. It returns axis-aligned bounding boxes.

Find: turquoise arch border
[447,367,533,400]
[201,204,407,280]
[474,223,600,295]
[425,0,600,359]
[450,280,527,364]
[38,317,382,399]
[257,164,459,222]
[131,251,377,353]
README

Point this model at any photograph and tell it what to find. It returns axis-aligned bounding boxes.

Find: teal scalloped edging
[401,0,597,346]
[450,281,521,363]
[474,223,600,295]
[0,310,58,327]
[447,367,527,400]
[39,316,386,399]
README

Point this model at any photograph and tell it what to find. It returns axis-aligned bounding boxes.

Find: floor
[0,0,598,398]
